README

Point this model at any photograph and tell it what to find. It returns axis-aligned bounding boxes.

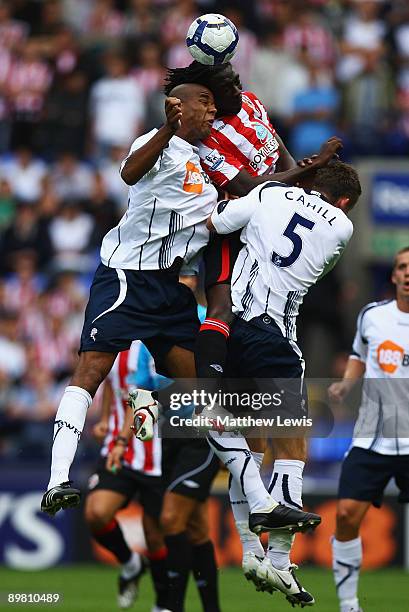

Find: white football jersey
[211,181,353,341]
[100,129,217,270]
[350,300,409,455]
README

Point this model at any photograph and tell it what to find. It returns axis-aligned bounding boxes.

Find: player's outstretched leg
[207,431,321,535]
[41,352,116,515]
[264,455,314,603]
[41,385,92,515]
[229,451,266,589]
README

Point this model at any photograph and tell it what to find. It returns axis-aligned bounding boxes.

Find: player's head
[168,83,216,141]
[165,61,242,118]
[392,247,409,301]
[311,160,362,213]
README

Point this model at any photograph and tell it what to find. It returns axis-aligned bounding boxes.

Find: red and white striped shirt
[199,91,280,188]
[101,342,162,477]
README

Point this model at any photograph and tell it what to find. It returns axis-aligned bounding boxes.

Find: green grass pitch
[0,565,407,611]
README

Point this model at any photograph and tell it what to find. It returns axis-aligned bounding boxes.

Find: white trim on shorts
[91,268,128,324]
[167,448,215,492]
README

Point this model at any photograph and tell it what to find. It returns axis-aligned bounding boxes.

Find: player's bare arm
[121,96,182,185]
[224,136,343,197]
[106,402,134,472]
[274,132,297,173]
[328,357,366,403]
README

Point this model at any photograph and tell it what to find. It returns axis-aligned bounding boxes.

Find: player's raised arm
[225,136,343,197]
[121,97,182,185]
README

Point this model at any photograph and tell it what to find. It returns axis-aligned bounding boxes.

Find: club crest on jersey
[90,327,98,341]
[205,149,225,172]
[252,120,274,144]
[183,161,203,193]
[377,340,408,373]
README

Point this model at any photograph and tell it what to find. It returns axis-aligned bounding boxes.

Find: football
[186,13,239,66]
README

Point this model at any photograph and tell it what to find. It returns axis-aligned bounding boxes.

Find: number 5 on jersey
[272,213,315,268]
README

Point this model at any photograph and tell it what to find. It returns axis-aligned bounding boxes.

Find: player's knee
[143,517,164,552]
[160,508,186,535]
[71,352,115,396]
[187,523,209,546]
[84,499,113,531]
[336,504,361,538]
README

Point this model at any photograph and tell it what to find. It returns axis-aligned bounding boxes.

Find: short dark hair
[312,160,362,210]
[393,246,409,269]
[164,61,228,96]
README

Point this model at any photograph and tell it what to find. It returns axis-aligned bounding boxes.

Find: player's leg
[85,487,145,609]
[332,499,369,612]
[266,437,307,571]
[142,513,169,612]
[139,475,168,612]
[160,490,198,612]
[42,350,116,514]
[195,232,242,382]
[160,436,220,612]
[187,501,221,612]
[332,447,391,612]
[228,446,267,587]
[42,263,139,514]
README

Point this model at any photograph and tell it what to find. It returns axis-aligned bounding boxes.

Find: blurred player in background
[85,341,167,611]
[207,155,361,607]
[329,247,409,612]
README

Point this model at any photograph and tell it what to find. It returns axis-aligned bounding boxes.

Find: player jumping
[160,60,333,598]
[207,154,362,607]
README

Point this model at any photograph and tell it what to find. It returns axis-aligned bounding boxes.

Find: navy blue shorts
[338,446,409,508]
[80,263,199,373]
[225,315,307,419]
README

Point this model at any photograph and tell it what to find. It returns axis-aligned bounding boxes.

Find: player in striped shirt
[85,341,167,611]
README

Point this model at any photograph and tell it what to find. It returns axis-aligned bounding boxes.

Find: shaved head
[168,83,211,101]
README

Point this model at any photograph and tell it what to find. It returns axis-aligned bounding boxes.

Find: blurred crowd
[0,0,405,465]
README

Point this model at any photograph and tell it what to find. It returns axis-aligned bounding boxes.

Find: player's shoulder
[129,128,158,151]
[357,299,394,326]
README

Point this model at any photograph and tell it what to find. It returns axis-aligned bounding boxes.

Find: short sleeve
[351,308,369,362]
[211,187,260,234]
[119,128,159,176]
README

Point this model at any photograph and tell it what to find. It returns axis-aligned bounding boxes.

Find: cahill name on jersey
[211,181,353,341]
[199,91,280,187]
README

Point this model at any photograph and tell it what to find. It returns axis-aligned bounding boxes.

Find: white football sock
[207,432,276,513]
[229,451,265,557]
[332,537,362,612]
[121,551,142,579]
[267,459,304,570]
[268,459,304,508]
[47,386,92,490]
